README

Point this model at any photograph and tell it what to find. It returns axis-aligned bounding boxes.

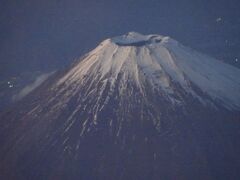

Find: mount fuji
[0,32,240,180]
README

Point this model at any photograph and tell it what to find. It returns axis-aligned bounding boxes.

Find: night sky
[0,0,240,84]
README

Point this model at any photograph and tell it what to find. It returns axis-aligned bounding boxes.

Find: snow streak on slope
[57,32,240,110]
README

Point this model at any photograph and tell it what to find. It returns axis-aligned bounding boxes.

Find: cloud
[13,71,55,101]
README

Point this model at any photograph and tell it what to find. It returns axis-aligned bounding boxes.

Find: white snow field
[57,32,240,110]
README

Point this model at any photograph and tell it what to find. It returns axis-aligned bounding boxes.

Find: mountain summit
[0,32,240,180]
[58,32,240,109]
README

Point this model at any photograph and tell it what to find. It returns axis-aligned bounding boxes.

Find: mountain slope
[0,32,240,180]
[57,32,240,110]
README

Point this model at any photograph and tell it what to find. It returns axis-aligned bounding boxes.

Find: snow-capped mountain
[56,32,240,110]
[0,32,240,180]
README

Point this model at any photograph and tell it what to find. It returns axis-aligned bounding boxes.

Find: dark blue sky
[1,0,240,78]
